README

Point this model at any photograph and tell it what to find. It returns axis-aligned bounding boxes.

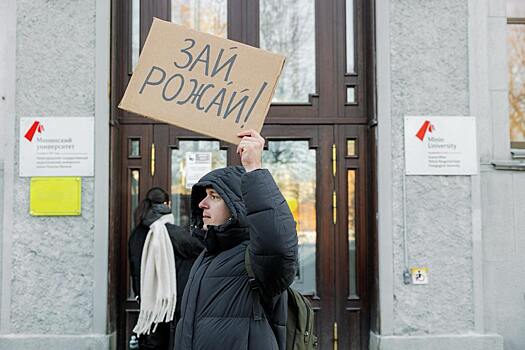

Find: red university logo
[24,121,44,142]
[415,120,434,141]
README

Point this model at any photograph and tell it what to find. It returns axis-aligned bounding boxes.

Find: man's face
[198,187,231,229]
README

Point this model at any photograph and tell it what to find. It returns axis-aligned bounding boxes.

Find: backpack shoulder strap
[244,245,263,321]
[244,245,256,279]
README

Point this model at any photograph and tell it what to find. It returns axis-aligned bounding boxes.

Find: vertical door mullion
[244,0,259,47]
[140,0,169,50]
[317,0,337,117]
[317,125,336,349]
[152,124,170,190]
[335,124,349,348]
[228,0,244,42]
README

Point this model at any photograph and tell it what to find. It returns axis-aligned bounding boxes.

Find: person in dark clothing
[174,130,298,350]
[128,187,204,350]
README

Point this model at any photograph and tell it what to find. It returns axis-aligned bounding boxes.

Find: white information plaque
[185,152,212,189]
[19,117,94,177]
[404,116,478,175]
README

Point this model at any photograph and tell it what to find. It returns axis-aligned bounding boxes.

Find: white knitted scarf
[133,214,177,336]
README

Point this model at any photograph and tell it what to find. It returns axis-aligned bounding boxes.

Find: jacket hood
[142,203,171,227]
[190,166,249,253]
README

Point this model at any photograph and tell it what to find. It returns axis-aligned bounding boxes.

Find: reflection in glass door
[170,140,227,231]
[171,0,227,37]
[260,0,316,102]
[348,169,357,296]
[259,125,337,349]
[263,140,317,294]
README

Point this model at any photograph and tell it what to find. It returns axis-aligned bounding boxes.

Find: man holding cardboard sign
[119,18,285,145]
[174,129,298,349]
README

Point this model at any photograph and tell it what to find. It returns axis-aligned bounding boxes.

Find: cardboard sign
[119,18,285,145]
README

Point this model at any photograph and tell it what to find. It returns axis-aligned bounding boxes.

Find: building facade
[0,0,524,349]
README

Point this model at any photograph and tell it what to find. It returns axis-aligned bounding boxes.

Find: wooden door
[111,0,374,349]
[117,123,369,349]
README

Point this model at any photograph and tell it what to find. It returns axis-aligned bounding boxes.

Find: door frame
[108,0,379,348]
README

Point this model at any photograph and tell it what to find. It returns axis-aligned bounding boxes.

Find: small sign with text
[404,116,478,175]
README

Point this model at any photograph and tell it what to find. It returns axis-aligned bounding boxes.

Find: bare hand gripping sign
[119,18,285,145]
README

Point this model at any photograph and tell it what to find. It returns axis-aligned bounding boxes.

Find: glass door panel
[171,0,227,37]
[263,140,317,294]
[129,170,140,231]
[128,169,140,300]
[347,169,357,296]
[260,0,316,102]
[346,0,355,74]
[170,140,227,231]
[131,0,140,70]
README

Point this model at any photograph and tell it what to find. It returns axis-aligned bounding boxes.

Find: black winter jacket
[174,166,298,350]
[128,204,204,349]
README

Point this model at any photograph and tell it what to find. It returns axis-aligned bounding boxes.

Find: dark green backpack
[244,248,318,350]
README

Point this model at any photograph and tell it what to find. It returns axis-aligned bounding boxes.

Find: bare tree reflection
[260,0,316,102]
